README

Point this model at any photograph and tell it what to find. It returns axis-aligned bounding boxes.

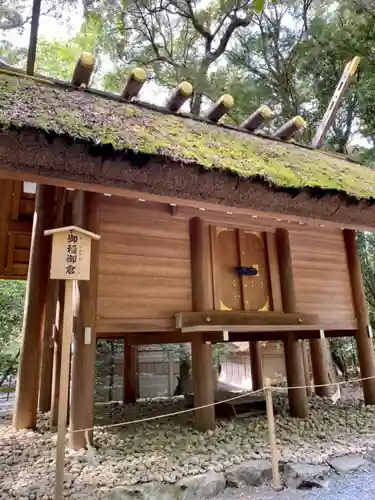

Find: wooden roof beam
[241,105,274,132]
[71,52,94,88]
[121,68,147,100]
[205,94,234,123]
[165,82,193,112]
[274,116,306,141]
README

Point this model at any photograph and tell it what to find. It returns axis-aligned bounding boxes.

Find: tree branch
[169,0,212,41]
[210,14,252,61]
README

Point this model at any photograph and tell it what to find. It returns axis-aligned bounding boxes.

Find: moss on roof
[1,71,375,200]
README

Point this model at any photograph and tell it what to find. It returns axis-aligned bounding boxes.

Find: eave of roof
[1,71,375,202]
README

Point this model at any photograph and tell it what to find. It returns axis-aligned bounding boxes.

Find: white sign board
[45,225,100,281]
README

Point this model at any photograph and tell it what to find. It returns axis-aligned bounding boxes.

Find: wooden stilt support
[69,192,100,450]
[190,217,215,431]
[191,339,215,431]
[276,228,308,418]
[50,197,71,427]
[123,341,137,404]
[301,341,312,397]
[13,185,54,429]
[249,341,263,390]
[39,278,58,412]
[344,229,375,405]
[50,281,64,427]
[310,339,330,397]
[168,351,175,397]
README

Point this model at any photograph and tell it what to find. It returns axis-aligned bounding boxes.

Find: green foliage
[0,280,26,385]
[218,0,375,152]
[357,232,375,326]
[0,1,27,31]
[82,0,259,114]
[35,17,105,83]
[161,342,232,366]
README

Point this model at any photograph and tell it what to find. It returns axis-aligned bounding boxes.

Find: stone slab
[225,459,273,487]
[328,455,369,475]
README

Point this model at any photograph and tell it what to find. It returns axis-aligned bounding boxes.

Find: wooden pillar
[249,341,263,390]
[13,185,54,429]
[50,281,64,427]
[301,341,312,397]
[38,278,58,412]
[123,341,137,404]
[69,192,100,449]
[344,229,375,405]
[190,217,215,431]
[310,338,330,397]
[275,228,308,418]
[168,350,175,397]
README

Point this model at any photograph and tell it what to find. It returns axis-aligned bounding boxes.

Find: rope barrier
[271,373,375,392]
[67,373,375,435]
[69,388,264,434]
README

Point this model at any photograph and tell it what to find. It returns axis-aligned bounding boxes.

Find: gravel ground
[214,465,375,499]
[2,388,375,498]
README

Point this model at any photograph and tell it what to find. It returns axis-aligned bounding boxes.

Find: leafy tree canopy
[0,280,26,386]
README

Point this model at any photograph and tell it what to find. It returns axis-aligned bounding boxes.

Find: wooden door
[211,227,271,312]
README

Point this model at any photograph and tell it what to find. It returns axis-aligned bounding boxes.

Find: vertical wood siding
[96,198,192,333]
[290,228,356,328]
[96,196,356,333]
[0,180,33,279]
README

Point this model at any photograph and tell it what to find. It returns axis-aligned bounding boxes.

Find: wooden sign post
[264,377,282,491]
[44,225,100,500]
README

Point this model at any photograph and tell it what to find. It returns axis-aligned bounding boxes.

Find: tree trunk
[190,91,204,116]
[326,341,338,382]
[174,358,191,396]
[190,60,210,116]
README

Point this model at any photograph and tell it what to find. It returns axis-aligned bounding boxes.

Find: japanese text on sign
[65,230,78,276]
[45,225,98,281]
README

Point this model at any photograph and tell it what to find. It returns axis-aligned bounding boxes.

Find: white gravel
[1,390,375,499]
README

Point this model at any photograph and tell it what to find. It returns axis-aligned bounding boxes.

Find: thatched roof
[1,70,375,227]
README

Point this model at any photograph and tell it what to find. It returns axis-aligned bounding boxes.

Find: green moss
[1,71,375,200]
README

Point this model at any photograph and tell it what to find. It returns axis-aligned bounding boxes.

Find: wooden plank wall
[289,228,356,328]
[0,180,33,279]
[96,197,357,334]
[96,197,192,333]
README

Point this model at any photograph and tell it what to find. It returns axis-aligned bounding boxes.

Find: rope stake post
[264,377,282,491]
[44,225,100,500]
[54,280,73,500]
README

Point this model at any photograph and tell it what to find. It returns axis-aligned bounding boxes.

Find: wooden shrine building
[1,65,375,450]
